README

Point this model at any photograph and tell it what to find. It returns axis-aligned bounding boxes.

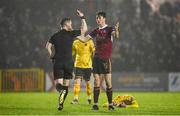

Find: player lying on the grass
[71,31,95,105]
[85,11,120,110]
[46,9,87,110]
[102,95,139,108]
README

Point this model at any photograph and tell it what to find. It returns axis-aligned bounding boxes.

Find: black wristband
[80,16,85,19]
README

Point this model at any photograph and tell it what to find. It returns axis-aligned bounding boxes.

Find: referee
[46,10,87,110]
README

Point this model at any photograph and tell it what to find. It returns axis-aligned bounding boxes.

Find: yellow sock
[86,83,92,99]
[73,83,80,99]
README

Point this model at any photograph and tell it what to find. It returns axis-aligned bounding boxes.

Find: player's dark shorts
[74,67,92,81]
[93,57,112,74]
[53,59,73,80]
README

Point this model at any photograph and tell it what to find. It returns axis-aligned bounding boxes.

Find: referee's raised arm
[76,9,87,35]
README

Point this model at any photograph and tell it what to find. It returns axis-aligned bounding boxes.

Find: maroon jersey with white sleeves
[89,26,114,60]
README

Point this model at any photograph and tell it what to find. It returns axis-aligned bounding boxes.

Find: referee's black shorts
[92,57,112,74]
[53,59,73,80]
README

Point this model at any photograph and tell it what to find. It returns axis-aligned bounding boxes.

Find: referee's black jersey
[49,29,81,62]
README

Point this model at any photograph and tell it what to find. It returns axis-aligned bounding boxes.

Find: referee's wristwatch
[80,16,85,19]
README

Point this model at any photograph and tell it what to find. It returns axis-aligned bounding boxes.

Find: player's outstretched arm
[45,41,53,59]
[76,9,87,35]
[112,22,120,39]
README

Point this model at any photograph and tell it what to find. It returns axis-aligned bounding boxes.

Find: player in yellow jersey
[71,33,95,104]
[102,95,139,108]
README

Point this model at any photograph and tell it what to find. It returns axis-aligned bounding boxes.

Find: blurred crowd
[0,0,179,72]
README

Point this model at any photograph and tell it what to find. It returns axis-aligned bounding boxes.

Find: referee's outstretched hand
[77,9,84,17]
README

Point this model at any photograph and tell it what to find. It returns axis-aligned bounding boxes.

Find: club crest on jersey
[103,30,106,33]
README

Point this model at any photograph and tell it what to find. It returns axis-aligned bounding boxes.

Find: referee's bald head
[60,18,71,27]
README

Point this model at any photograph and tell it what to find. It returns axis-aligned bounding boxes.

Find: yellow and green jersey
[72,38,95,68]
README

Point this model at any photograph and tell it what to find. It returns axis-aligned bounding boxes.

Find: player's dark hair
[60,18,71,27]
[96,11,106,18]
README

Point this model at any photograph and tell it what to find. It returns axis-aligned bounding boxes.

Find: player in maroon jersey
[87,11,119,110]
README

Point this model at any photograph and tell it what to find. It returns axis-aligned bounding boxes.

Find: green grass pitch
[0,92,180,115]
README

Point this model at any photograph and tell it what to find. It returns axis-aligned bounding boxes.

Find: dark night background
[0,0,179,72]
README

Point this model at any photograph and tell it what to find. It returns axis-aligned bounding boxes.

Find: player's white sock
[94,103,98,106]
[88,96,91,100]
